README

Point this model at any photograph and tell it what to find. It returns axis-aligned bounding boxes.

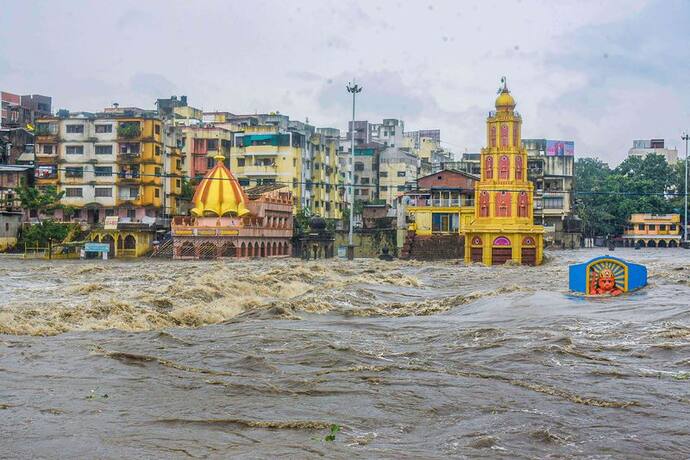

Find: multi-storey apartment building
[226,113,342,218]
[338,142,384,205]
[522,138,579,246]
[378,147,419,207]
[33,108,181,224]
[181,126,233,179]
[1,91,52,128]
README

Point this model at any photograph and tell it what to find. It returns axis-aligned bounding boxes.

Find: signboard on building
[104,216,119,230]
[546,140,574,157]
[84,243,110,253]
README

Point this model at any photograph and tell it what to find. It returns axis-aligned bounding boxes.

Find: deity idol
[590,268,623,296]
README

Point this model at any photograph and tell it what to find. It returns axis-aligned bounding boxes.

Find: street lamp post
[346,82,362,260]
[683,132,689,244]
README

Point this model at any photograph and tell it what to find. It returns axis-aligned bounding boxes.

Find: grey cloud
[318,71,431,119]
[129,73,176,99]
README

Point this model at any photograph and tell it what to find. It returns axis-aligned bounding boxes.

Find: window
[397,185,405,191]
[65,187,83,197]
[237,158,245,167]
[207,157,214,169]
[66,145,84,155]
[638,224,644,231]
[66,124,84,134]
[154,124,161,135]
[176,159,181,169]
[65,167,83,178]
[379,171,388,177]
[105,209,115,217]
[155,145,161,155]
[155,167,162,176]
[354,162,365,171]
[670,225,677,231]
[648,224,656,231]
[95,187,112,197]
[95,124,112,133]
[42,144,55,154]
[206,139,218,151]
[127,209,136,219]
[94,166,112,177]
[95,145,113,155]
[659,224,666,231]
[397,171,406,177]
[176,179,181,188]
[361,177,370,184]
[239,179,250,186]
[380,185,388,191]
[129,187,139,198]
[120,143,140,154]
[155,188,160,198]
[543,197,563,209]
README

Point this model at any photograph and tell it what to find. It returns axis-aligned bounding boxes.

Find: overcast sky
[2,0,688,164]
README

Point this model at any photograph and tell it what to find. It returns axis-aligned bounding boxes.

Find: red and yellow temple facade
[171,154,293,259]
[463,80,544,265]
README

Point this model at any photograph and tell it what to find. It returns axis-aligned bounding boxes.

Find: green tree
[17,220,72,248]
[17,185,64,216]
[575,155,678,237]
[181,178,195,201]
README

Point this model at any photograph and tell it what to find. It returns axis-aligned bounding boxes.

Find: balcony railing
[407,198,473,207]
[244,164,278,175]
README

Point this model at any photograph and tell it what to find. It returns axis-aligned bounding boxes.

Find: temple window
[499,155,509,180]
[495,191,511,217]
[500,124,509,147]
[515,155,523,180]
[518,191,529,217]
[479,191,490,217]
[490,126,496,148]
[484,156,493,180]
[513,126,519,147]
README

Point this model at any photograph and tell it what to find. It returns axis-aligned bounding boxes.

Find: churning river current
[1,248,689,458]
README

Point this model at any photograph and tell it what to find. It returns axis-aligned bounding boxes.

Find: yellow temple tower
[463,78,544,265]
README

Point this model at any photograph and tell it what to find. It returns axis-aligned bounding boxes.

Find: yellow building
[379,147,419,207]
[463,80,544,265]
[405,170,478,236]
[230,119,343,219]
[623,213,681,247]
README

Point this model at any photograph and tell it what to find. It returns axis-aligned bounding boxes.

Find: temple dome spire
[495,76,516,111]
[190,154,251,217]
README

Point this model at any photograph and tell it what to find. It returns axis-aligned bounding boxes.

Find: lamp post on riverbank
[346,82,362,260]
[683,132,689,243]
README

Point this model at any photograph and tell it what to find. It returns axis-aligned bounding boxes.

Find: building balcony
[244,164,278,176]
[117,174,141,184]
[117,153,141,163]
[406,197,474,208]
[244,145,282,156]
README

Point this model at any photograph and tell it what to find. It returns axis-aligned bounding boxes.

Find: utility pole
[683,132,689,244]
[346,82,362,260]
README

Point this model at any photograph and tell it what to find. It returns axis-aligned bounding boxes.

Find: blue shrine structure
[569,256,647,296]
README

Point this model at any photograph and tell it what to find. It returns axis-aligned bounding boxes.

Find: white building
[628,139,678,164]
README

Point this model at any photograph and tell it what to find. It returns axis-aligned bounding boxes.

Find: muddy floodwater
[1,249,689,458]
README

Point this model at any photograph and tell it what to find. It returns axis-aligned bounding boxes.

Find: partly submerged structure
[171,154,293,259]
[463,78,544,265]
[569,256,647,296]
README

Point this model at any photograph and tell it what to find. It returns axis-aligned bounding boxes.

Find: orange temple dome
[190,154,251,217]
